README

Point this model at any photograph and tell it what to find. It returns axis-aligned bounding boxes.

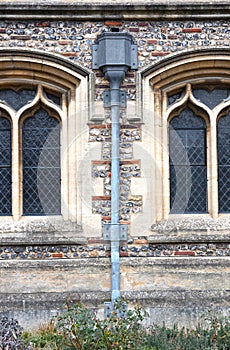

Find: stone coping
[0,1,229,20]
[0,289,229,310]
[148,232,230,243]
[0,256,228,267]
[150,216,230,242]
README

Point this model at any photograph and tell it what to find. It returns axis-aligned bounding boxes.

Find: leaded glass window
[0,88,36,110]
[22,108,61,215]
[193,88,229,110]
[169,107,207,213]
[167,89,184,107]
[0,113,11,215]
[218,112,230,213]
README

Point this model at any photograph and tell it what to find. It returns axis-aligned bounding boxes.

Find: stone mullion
[61,93,69,221]
[68,90,77,222]
[152,89,162,221]
[209,114,218,218]
[162,91,170,220]
[12,116,20,220]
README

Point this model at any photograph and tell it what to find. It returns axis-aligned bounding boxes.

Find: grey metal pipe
[104,69,126,301]
[92,32,137,307]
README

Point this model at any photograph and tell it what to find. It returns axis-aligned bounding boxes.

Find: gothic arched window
[0,51,90,244]
[169,107,207,214]
[143,50,230,227]
[22,108,61,215]
[0,114,11,215]
[218,111,230,213]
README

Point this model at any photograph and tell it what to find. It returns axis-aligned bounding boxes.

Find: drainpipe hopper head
[92,32,138,84]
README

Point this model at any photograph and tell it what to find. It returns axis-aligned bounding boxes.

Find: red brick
[95,84,110,89]
[129,28,139,32]
[89,124,111,129]
[182,28,202,33]
[152,52,170,57]
[102,216,111,221]
[52,253,63,258]
[119,220,130,225]
[120,160,141,165]
[92,195,111,201]
[62,52,78,56]
[168,35,178,40]
[120,252,129,257]
[139,22,149,27]
[105,21,123,26]
[92,160,111,165]
[58,40,70,45]
[11,35,31,40]
[88,239,104,243]
[123,84,136,89]
[37,22,50,27]
[134,239,148,244]
[120,124,141,129]
[174,251,195,256]
[147,39,157,44]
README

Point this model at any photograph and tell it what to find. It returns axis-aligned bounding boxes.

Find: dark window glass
[218,112,230,212]
[193,88,229,110]
[167,90,184,107]
[22,108,61,215]
[0,89,36,110]
[0,114,11,215]
[169,107,207,213]
[45,90,61,106]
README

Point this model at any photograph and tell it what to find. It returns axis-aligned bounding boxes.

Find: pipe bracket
[103,223,128,241]
[103,90,127,107]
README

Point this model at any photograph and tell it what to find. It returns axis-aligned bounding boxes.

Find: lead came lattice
[169,107,207,213]
[22,108,61,215]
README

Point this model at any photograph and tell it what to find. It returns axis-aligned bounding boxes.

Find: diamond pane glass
[218,112,230,212]
[22,108,61,215]
[193,88,229,110]
[169,108,207,213]
[45,90,61,106]
[0,89,36,110]
[167,90,184,107]
[0,115,11,215]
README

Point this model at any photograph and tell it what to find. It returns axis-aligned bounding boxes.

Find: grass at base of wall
[22,299,230,350]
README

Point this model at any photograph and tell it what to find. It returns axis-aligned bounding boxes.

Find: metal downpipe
[91,32,138,309]
[110,85,121,302]
[106,71,125,302]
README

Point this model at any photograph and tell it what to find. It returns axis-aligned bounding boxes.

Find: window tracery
[167,82,230,215]
[0,84,63,217]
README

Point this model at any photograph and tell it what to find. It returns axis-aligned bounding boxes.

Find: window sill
[0,216,85,245]
[149,214,230,243]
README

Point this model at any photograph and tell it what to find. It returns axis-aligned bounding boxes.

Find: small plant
[95,298,148,349]
[22,301,230,350]
[23,323,58,350]
[145,312,230,350]
[52,297,148,350]
[0,316,25,350]
[53,300,99,350]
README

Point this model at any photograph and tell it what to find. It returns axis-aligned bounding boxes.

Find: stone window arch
[0,49,93,243]
[141,48,230,225]
[0,112,12,215]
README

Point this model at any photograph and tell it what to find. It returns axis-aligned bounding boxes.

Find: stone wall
[0,2,229,329]
[0,19,229,69]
